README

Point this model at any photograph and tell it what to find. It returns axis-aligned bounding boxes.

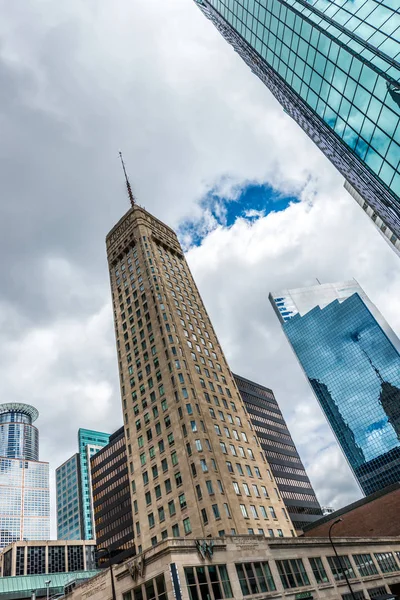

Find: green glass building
[193,0,400,243]
[56,429,110,541]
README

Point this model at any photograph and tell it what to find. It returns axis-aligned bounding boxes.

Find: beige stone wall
[64,536,400,600]
[106,206,293,551]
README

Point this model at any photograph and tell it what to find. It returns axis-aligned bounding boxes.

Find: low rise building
[303,483,400,538]
[0,540,97,577]
[62,535,400,600]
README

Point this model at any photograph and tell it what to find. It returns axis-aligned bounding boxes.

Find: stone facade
[63,535,400,600]
[106,206,293,552]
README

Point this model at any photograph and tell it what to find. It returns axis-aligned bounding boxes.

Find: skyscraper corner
[192,0,400,249]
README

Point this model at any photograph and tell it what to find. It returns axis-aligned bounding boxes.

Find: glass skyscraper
[193,0,400,245]
[0,403,50,549]
[269,281,400,496]
[56,429,110,541]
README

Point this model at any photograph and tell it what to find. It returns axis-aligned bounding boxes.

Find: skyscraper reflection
[270,281,400,495]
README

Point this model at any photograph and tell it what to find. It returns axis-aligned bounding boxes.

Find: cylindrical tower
[0,403,39,460]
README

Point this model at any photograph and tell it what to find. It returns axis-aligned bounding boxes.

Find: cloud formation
[0,0,399,534]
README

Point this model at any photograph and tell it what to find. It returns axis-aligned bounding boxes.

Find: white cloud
[0,0,398,537]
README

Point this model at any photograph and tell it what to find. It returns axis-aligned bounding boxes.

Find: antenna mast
[119,151,135,207]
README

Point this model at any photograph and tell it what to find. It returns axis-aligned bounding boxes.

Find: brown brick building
[106,202,293,552]
[302,483,400,538]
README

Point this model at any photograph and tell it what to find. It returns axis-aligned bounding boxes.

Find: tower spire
[361,348,384,384]
[119,151,135,207]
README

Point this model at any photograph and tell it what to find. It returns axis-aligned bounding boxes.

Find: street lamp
[44,580,51,600]
[328,518,357,600]
[96,548,116,600]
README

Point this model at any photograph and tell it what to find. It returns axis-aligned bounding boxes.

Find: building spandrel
[269,282,400,495]
[193,0,400,248]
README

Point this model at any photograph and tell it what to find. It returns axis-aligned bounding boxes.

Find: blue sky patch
[179,182,299,248]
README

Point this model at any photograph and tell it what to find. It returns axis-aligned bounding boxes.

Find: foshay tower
[106,159,294,551]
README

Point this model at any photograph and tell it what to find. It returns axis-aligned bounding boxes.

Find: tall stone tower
[106,195,293,551]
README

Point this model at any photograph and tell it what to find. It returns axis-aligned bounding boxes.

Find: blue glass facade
[0,404,49,549]
[194,0,400,243]
[270,285,400,495]
[57,429,110,541]
[78,429,110,540]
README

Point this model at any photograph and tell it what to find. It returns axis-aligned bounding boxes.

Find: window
[179,493,187,509]
[220,441,227,454]
[260,506,268,519]
[252,484,260,497]
[327,556,355,581]
[158,506,165,522]
[269,506,277,519]
[200,459,208,472]
[168,500,176,516]
[243,483,251,496]
[129,574,168,600]
[309,557,329,584]
[171,451,178,466]
[165,479,172,493]
[185,565,233,600]
[250,505,258,519]
[148,513,155,528]
[201,508,208,524]
[224,503,231,518]
[261,486,269,498]
[276,559,310,589]
[240,504,249,518]
[374,552,399,573]
[175,471,183,486]
[235,562,276,596]
[233,482,241,495]
[183,517,192,534]
[353,554,378,577]
[206,480,214,495]
[212,504,220,519]
[195,439,203,452]
[226,461,233,473]
[341,592,365,600]
[172,524,180,537]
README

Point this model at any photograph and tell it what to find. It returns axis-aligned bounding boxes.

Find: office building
[269,281,400,496]
[56,429,110,541]
[0,540,97,577]
[192,0,400,247]
[106,184,293,551]
[0,403,50,550]
[234,373,322,532]
[91,427,135,563]
[53,534,400,600]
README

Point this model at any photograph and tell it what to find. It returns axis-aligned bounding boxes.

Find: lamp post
[44,580,51,600]
[328,518,357,600]
[96,548,116,600]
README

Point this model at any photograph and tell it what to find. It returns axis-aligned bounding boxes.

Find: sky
[0,0,399,537]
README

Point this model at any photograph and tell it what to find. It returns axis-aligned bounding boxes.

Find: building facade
[106,202,293,552]
[0,403,50,550]
[303,483,400,539]
[91,426,136,563]
[192,0,400,247]
[56,454,83,541]
[234,373,323,532]
[0,540,97,577]
[56,429,110,541]
[269,281,400,496]
[62,535,400,600]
